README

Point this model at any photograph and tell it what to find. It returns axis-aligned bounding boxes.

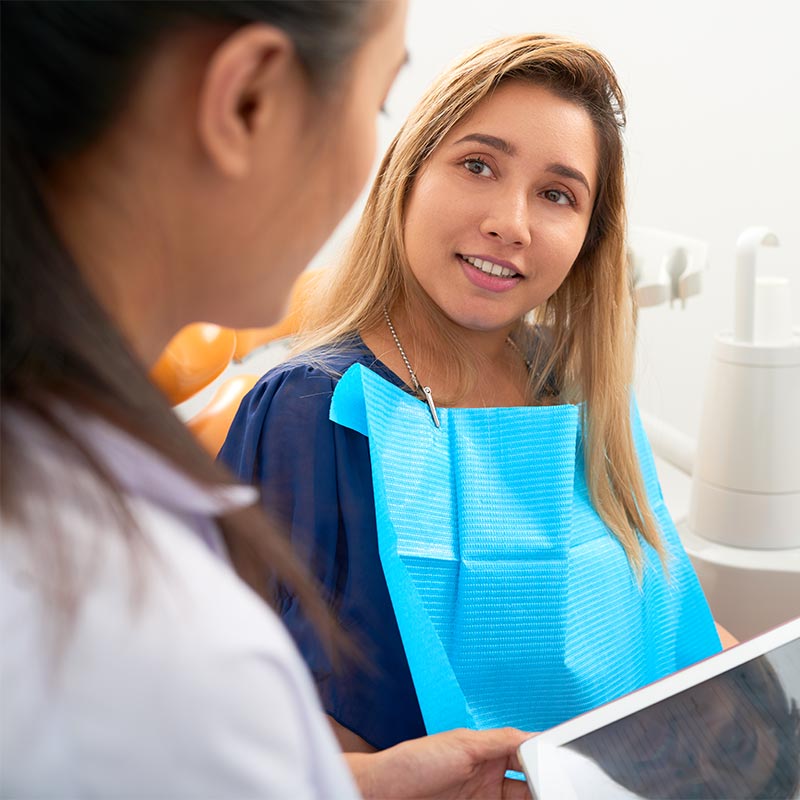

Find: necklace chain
[383,306,440,427]
[504,333,533,371]
[383,306,422,394]
[383,306,532,427]
[383,306,531,385]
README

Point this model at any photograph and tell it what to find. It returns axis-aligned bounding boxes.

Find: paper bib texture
[331,364,721,734]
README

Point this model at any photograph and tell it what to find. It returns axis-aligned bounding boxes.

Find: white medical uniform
[0,408,359,799]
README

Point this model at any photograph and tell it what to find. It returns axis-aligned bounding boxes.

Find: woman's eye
[464,159,492,177]
[543,189,574,206]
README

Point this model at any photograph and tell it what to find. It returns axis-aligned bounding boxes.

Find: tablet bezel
[518,616,800,799]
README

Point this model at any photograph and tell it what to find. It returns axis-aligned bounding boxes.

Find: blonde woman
[220,34,724,754]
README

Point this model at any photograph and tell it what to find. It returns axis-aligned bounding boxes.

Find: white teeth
[462,255,518,278]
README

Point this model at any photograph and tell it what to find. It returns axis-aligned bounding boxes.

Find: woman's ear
[196,24,297,178]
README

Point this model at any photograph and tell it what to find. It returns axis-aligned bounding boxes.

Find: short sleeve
[218,358,428,750]
[219,364,344,677]
[0,465,358,798]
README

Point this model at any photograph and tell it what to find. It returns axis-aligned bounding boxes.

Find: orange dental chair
[151,270,322,455]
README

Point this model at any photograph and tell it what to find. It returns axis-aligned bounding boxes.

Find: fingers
[507,749,524,775]
[458,727,537,764]
[502,776,533,800]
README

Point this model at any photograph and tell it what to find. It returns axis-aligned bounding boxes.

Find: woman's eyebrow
[453,133,516,156]
[547,163,591,194]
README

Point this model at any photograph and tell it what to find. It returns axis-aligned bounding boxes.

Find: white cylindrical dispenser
[689,227,800,549]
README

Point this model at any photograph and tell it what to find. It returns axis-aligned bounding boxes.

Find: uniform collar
[52,405,259,518]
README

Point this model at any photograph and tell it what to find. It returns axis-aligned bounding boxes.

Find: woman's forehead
[445,81,590,139]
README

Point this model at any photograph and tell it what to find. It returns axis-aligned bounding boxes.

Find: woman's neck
[46,137,180,368]
[361,304,529,408]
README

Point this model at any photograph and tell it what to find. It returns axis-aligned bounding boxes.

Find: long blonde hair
[295,34,664,572]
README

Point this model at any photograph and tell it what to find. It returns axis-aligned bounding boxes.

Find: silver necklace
[384,306,440,428]
[383,307,533,428]
[505,333,533,371]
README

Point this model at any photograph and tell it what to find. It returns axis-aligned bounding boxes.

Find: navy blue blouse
[218,337,426,750]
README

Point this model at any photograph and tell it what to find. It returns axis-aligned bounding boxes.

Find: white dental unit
[633,225,800,641]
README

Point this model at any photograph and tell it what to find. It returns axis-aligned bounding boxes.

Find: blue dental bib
[330,364,720,734]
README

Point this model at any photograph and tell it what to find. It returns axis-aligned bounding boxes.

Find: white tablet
[518,617,800,799]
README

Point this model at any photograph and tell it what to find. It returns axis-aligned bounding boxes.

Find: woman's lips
[457,254,522,293]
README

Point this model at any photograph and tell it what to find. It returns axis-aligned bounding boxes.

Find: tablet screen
[547,637,800,799]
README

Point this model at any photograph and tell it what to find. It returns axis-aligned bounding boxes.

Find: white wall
[310,0,800,442]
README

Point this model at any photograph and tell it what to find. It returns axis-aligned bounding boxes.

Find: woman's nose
[479,191,532,247]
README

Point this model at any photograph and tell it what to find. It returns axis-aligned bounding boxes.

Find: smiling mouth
[458,254,521,279]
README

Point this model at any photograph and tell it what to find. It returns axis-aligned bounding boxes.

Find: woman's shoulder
[2,531,356,798]
[0,415,357,797]
[266,335,375,378]
[219,334,405,476]
[245,335,399,410]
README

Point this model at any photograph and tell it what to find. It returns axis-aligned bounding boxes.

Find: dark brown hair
[1,0,379,642]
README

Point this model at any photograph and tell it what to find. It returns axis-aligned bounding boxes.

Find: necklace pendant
[422,386,441,428]
[384,306,440,429]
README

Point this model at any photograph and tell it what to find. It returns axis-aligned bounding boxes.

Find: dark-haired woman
[0,2,529,797]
